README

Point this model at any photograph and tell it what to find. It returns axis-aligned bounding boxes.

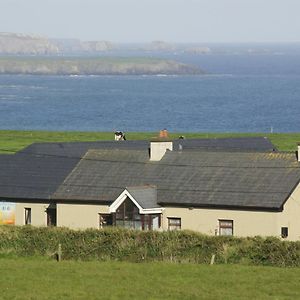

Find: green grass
[0,130,300,154]
[0,257,300,300]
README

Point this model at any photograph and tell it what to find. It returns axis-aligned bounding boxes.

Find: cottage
[1,136,300,240]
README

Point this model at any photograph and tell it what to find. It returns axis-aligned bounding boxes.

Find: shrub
[1,225,300,266]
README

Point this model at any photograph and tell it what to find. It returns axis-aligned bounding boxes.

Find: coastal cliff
[0,33,115,54]
[0,57,204,75]
[0,33,59,55]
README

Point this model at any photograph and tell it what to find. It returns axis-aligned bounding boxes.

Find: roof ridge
[127,185,157,190]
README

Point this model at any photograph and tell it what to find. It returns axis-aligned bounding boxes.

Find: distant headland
[0,33,205,75]
[0,57,204,75]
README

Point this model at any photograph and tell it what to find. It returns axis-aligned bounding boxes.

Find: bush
[1,225,300,266]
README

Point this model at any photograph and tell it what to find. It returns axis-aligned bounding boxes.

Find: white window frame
[219,219,233,236]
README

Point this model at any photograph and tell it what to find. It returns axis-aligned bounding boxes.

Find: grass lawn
[1,257,300,300]
[0,130,300,154]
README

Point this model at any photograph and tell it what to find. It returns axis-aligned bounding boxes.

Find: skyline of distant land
[0,31,300,46]
[0,32,300,57]
[1,0,300,43]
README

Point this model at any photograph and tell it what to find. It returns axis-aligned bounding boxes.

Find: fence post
[57,243,62,262]
[210,254,215,265]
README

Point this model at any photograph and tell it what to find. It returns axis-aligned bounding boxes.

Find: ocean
[1,51,300,133]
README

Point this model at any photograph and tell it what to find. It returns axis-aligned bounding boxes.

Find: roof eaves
[158,202,283,212]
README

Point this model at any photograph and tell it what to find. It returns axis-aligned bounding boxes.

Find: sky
[1,0,300,43]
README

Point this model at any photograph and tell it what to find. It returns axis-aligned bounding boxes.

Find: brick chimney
[159,129,168,138]
[150,129,173,161]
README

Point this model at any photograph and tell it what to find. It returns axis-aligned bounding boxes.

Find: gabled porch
[100,186,163,230]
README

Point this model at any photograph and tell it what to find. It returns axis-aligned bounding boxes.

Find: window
[281,227,288,238]
[99,214,113,228]
[168,218,181,230]
[219,220,233,236]
[152,215,160,230]
[24,208,31,225]
[114,197,161,230]
[47,208,57,226]
[115,198,141,229]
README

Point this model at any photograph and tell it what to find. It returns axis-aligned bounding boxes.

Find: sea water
[0,53,300,132]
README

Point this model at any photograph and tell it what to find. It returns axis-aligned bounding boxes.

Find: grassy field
[0,130,300,154]
[1,257,300,300]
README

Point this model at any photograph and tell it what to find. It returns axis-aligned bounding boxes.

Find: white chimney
[150,140,173,161]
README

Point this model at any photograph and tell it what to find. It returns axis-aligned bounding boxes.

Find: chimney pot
[159,129,168,138]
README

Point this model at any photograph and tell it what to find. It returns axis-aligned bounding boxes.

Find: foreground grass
[0,130,300,153]
[1,257,300,300]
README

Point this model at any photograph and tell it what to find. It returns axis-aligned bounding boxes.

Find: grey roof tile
[126,186,159,209]
[173,137,276,151]
[0,153,78,200]
[53,149,300,210]
[19,136,276,159]
[0,137,287,207]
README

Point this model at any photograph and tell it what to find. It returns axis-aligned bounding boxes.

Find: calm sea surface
[1,53,300,132]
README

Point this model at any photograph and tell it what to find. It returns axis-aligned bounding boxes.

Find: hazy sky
[1,0,300,43]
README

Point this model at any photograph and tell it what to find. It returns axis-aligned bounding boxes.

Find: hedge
[1,225,300,266]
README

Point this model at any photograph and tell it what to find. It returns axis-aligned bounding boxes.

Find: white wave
[0,94,18,100]
[0,85,46,90]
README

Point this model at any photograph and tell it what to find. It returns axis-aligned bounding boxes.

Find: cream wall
[162,207,279,237]
[12,184,300,240]
[277,184,300,241]
[15,202,109,229]
[57,203,109,229]
[15,202,49,226]
[161,184,300,241]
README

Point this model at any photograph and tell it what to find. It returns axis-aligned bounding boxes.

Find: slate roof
[173,137,276,152]
[126,186,160,209]
[1,140,150,200]
[53,149,300,210]
[0,153,78,200]
[18,140,149,158]
[18,136,276,159]
[0,136,292,210]
[52,150,150,202]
